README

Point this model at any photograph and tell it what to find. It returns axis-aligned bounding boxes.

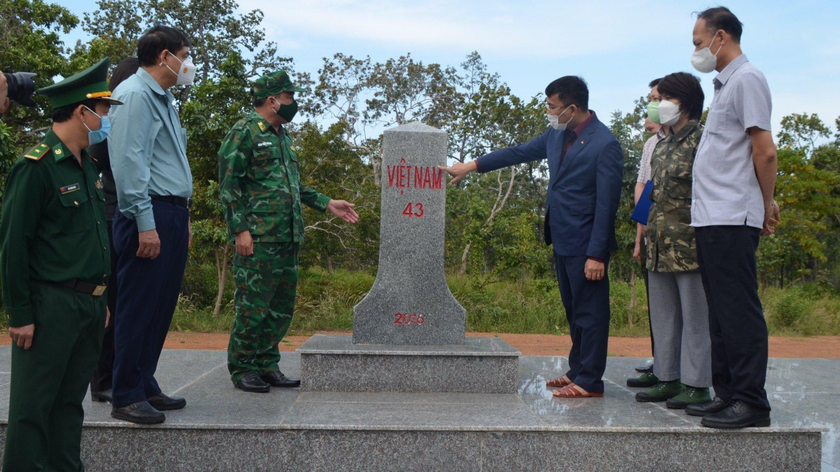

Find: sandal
[552,384,604,398]
[546,375,572,388]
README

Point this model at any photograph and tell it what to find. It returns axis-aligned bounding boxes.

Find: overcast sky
[59,0,840,134]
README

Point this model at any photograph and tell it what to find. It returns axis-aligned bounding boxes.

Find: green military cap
[251,70,306,100]
[38,58,123,109]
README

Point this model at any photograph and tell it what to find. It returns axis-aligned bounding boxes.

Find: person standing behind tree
[633,72,712,409]
[1,58,120,471]
[218,70,359,393]
[685,6,779,429]
[108,25,196,424]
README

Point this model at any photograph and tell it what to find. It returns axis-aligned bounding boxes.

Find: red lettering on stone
[423,167,432,188]
[415,167,424,189]
[388,166,397,188]
[432,168,442,189]
[400,166,408,188]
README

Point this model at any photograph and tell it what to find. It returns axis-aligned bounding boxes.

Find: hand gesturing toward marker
[438,161,478,185]
[327,200,360,224]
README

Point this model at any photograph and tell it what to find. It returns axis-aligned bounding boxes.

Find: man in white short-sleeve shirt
[685,6,779,429]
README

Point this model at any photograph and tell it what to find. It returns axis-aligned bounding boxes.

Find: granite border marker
[353,122,466,345]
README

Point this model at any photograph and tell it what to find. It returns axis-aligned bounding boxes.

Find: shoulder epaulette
[23,143,50,161]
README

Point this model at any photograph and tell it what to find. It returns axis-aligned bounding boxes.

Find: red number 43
[402,203,424,218]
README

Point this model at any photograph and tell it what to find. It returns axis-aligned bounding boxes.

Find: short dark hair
[110,58,140,91]
[649,78,662,88]
[657,72,704,121]
[137,25,191,67]
[545,76,589,111]
[696,6,743,43]
[52,99,100,123]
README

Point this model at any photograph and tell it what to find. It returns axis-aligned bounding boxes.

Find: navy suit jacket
[476,113,624,259]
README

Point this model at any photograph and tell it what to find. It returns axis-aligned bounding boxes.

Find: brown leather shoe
[552,384,604,398]
[546,375,572,388]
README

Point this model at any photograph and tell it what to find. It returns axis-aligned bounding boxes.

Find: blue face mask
[82,106,111,145]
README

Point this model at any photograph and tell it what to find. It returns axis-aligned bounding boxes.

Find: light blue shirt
[109,68,193,232]
[692,55,772,229]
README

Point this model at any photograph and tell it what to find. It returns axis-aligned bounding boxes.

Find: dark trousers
[640,238,654,357]
[695,225,770,410]
[90,221,119,394]
[111,200,189,408]
[3,283,106,471]
[554,254,611,393]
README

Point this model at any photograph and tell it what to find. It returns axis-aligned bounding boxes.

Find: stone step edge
[30,422,826,434]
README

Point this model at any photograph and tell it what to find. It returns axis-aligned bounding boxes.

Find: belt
[58,279,107,297]
[150,195,191,209]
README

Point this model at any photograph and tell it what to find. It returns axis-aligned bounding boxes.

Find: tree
[70,0,295,311]
[0,0,78,153]
[758,113,840,288]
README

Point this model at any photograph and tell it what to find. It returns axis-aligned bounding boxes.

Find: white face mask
[658,100,681,126]
[691,35,723,73]
[163,52,197,85]
[547,105,573,131]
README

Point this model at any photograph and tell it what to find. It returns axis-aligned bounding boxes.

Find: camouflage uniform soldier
[636,73,712,409]
[218,70,359,393]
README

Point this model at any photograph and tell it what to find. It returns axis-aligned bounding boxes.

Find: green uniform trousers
[3,283,106,472]
[228,242,299,384]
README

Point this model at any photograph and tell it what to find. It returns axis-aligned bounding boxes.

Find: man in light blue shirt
[107,25,195,424]
[109,69,192,232]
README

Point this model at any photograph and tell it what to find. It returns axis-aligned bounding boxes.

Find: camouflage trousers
[228,242,300,384]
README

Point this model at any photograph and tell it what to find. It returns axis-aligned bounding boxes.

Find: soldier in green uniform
[1,58,121,471]
[218,70,359,393]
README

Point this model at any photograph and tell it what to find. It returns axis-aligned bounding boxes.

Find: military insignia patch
[95,180,104,189]
[24,143,50,161]
[60,183,81,194]
[257,121,266,131]
[54,148,63,155]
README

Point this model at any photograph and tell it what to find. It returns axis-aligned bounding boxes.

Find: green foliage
[2,0,840,332]
[169,268,840,337]
[0,0,78,155]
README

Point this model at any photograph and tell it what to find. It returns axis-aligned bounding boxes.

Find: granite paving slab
[0,348,829,471]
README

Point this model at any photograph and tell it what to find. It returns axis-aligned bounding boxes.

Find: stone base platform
[0,349,832,471]
[298,334,520,394]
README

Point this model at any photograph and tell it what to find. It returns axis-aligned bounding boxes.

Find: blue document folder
[631,180,653,225]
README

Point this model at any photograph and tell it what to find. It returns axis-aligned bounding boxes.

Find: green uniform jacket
[0,129,110,327]
[646,120,703,273]
[218,112,330,243]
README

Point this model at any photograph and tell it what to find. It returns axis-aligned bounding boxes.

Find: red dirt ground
[3,331,837,357]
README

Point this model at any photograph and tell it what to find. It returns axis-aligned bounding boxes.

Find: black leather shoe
[91,389,112,403]
[635,363,653,373]
[260,371,300,388]
[236,372,270,393]
[701,400,771,429]
[686,396,729,417]
[111,401,165,424]
[147,393,186,411]
[626,371,658,388]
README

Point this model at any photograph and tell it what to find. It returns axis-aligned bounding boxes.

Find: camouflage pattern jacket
[218,112,330,243]
[646,120,703,273]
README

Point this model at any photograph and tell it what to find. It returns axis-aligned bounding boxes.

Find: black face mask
[276,99,298,123]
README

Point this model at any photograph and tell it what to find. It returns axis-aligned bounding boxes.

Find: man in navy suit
[441,76,624,398]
